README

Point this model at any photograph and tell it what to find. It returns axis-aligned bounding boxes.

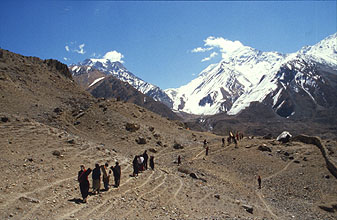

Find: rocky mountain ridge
[70,59,173,108]
[166,33,337,118]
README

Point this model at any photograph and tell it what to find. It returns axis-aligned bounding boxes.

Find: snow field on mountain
[167,33,337,116]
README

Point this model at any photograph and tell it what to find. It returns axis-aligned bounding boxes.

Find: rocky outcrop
[44,59,72,79]
[277,131,292,143]
[292,135,337,179]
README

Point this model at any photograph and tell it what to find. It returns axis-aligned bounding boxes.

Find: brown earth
[0,49,337,220]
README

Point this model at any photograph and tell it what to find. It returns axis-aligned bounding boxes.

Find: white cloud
[191,47,213,53]
[193,36,245,62]
[204,36,244,54]
[65,45,70,52]
[201,52,218,62]
[103,50,124,63]
[75,44,86,54]
[63,57,68,61]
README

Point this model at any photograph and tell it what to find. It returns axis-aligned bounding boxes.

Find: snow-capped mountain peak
[165,32,337,117]
[69,58,173,108]
[298,33,337,68]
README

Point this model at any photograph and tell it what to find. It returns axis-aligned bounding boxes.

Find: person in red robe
[78,165,92,203]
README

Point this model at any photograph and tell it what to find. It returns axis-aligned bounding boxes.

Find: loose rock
[126,123,140,132]
[258,144,271,152]
[136,137,147,145]
[52,150,61,156]
[242,204,253,214]
[173,143,184,149]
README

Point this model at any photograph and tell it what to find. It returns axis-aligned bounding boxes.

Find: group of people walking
[77,132,261,203]
[77,161,121,203]
[225,131,243,147]
[132,150,155,177]
[77,150,155,203]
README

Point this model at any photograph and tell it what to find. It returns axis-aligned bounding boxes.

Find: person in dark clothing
[78,165,92,203]
[206,146,209,156]
[258,176,262,189]
[143,150,149,170]
[233,137,238,148]
[203,139,207,147]
[101,163,110,191]
[222,137,225,147]
[92,163,101,194]
[133,156,139,177]
[149,156,154,170]
[177,155,181,166]
[112,162,121,187]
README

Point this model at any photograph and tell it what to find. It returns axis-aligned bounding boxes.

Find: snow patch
[89,77,105,87]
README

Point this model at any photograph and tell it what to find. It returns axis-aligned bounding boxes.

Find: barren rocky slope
[0,49,337,220]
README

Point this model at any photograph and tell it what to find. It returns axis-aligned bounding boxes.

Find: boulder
[1,117,9,123]
[67,139,75,144]
[258,144,272,152]
[189,173,198,179]
[277,131,292,143]
[52,150,61,156]
[136,137,147,145]
[19,196,40,204]
[148,148,157,153]
[318,205,335,213]
[126,123,140,132]
[242,204,253,214]
[173,143,184,149]
[53,107,62,114]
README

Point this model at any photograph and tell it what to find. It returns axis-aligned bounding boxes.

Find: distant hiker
[229,131,237,147]
[149,156,155,170]
[112,161,121,187]
[234,137,238,148]
[78,165,92,203]
[206,146,209,156]
[258,176,261,189]
[177,155,181,166]
[101,163,110,191]
[203,139,207,147]
[138,156,144,171]
[236,132,239,141]
[143,150,149,170]
[222,137,225,147]
[92,163,101,194]
[132,156,139,177]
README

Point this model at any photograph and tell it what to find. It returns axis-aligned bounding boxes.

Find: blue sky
[1,1,336,89]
